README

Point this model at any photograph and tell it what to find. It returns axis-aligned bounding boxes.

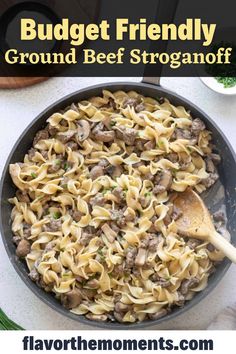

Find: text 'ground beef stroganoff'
[9,90,228,323]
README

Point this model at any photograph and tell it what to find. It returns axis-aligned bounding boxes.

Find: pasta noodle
[9,90,227,323]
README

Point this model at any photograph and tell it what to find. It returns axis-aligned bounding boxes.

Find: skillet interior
[0,82,236,329]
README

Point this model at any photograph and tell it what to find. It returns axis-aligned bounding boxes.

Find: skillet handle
[142,77,161,86]
[141,0,179,86]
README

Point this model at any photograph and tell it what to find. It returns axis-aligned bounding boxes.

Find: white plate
[200,76,236,95]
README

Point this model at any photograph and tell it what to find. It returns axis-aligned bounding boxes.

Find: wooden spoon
[173,188,236,263]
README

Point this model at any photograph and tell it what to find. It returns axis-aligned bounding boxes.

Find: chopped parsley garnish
[145,192,152,197]
[97,249,104,256]
[158,140,165,147]
[52,212,61,219]
[216,77,236,88]
[110,120,116,127]
[97,249,106,261]
[35,195,44,201]
[63,162,69,171]
[62,273,71,278]
[102,189,109,195]
[55,159,61,166]
[172,169,177,177]
[88,273,98,280]
[31,172,37,179]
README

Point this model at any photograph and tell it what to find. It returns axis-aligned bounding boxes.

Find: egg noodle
[9,90,225,323]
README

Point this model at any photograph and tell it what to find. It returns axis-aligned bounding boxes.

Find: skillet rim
[0,81,234,329]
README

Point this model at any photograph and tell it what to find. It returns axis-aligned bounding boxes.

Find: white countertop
[0,77,236,330]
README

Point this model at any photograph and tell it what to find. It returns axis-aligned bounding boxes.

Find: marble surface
[0,77,236,330]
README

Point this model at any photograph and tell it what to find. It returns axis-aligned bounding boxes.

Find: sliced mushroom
[175,292,185,307]
[29,268,40,282]
[174,128,192,140]
[136,103,145,113]
[191,118,206,135]
[123,97,144,113]
[85,279,99,289]
[210,153,221,165]
[148,308,168,320]
[16,239,31,258]
[115,302,132,313]
[13,235,21,245]
[98,159,109,167]
[101,223,117,242]
[115,126,137,145]
[22,222,31,238]
[77,120,91,142]
[57,130,75,144]
[202,172,219,188]
[80,288,96,300]
[180,277,199,295]
[114,311,125,323]
[144,140,156,150]
[61,289,82,309]
[92,122,115,142]
[70,103,79,112]
[90,165,104,180]
[123,97,140,109]
[205,157,215,173]
[66,141,78,151]
[105,165,123,178]
[96,130,115,142]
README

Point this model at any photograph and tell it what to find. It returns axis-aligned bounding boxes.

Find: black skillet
[0,1,236,329]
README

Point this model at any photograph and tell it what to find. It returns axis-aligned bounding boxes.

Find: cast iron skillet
[0,78,236,329]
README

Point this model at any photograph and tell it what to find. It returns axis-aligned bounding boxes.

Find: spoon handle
[210,231,236,263]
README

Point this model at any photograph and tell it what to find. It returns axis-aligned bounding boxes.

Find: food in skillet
[9,90,229,323]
